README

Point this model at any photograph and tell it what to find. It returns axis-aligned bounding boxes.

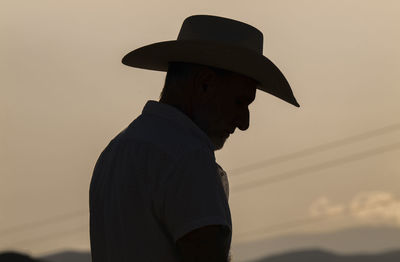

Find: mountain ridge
[252,249,400,262]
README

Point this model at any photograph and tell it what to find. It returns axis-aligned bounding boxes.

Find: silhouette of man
[89,15,299,262]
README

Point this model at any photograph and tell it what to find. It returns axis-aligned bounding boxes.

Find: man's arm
[176,225,230,262]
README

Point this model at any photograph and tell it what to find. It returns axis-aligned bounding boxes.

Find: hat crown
[177,15,264,54]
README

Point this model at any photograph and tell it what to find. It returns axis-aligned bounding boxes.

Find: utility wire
[228,122,400,176]
[5,142,399,249]
[232,142,400,192]
[5,223,89,249]
[0,209,87,237]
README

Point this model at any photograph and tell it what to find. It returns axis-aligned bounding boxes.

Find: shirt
[89,100,232,262]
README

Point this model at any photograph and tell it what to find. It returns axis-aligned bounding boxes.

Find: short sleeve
[161,149,232,243]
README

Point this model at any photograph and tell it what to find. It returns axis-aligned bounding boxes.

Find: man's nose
[236,108,250,131]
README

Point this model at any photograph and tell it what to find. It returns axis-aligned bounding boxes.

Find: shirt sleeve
[161,149,232,243]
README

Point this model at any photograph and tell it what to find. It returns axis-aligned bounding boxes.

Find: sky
[1,0,400,259]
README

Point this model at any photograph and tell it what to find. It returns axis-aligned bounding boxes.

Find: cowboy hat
[122,14,300,107]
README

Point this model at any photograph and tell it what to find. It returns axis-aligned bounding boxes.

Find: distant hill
[252,249,400,262]
[38,249,400,262]
[40,251,90,262]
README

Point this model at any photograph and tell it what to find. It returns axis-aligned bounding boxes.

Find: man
[89,15,299,262]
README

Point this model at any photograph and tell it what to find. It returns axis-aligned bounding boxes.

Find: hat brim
[122,40,300,107]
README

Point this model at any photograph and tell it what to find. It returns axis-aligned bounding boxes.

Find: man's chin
[212,137,227,151]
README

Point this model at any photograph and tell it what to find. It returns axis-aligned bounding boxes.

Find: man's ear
[192,67,217,101]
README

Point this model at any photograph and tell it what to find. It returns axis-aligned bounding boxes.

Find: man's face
[192,72,257,151]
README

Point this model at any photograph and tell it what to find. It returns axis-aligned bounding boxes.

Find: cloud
[309,196,345,217]
[309,191,400,226]
[350,191,400,225]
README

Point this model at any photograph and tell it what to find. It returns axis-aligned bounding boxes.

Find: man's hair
[159,62,234,102]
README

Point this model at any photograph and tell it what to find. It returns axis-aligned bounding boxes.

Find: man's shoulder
[118,114,211,160]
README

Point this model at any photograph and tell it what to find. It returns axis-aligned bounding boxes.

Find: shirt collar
[142,100,215,152]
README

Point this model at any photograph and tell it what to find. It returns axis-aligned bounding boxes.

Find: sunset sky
[1,0,399,260]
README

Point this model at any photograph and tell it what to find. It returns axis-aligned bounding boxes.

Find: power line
[227,122,400,176]
[0,209,87,237]
[5,223,89,249]
[231,142,400,192]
